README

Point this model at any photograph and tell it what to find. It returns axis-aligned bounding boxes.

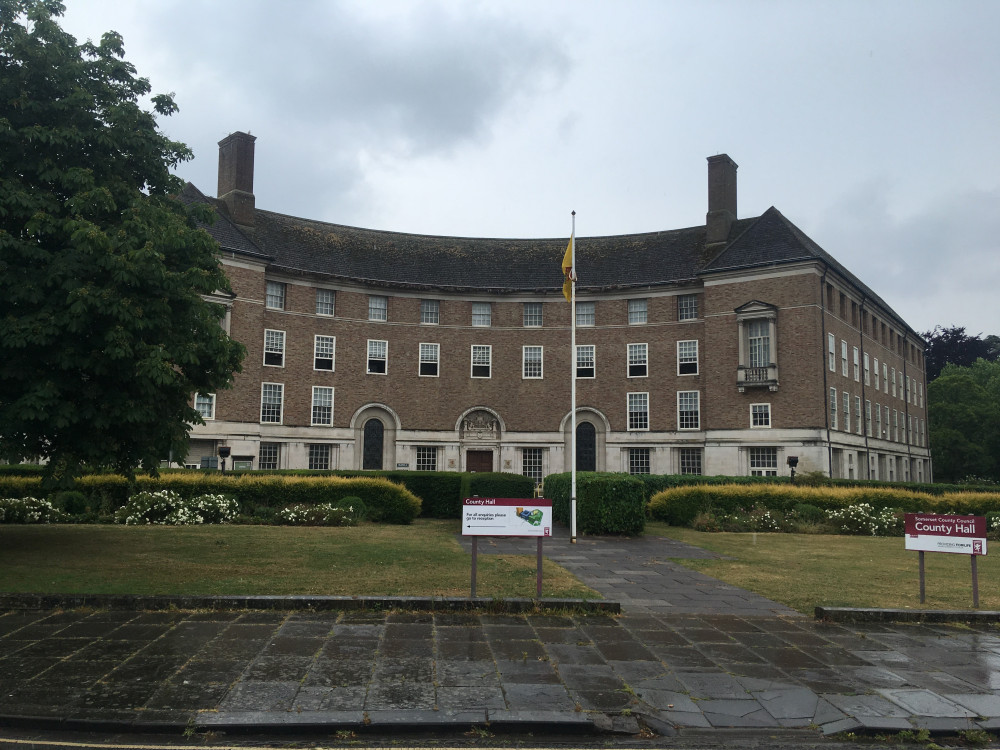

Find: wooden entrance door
[466,450,493,473]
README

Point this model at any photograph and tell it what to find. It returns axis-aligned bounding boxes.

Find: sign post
[463,497,553,598]
[904,513,987,607]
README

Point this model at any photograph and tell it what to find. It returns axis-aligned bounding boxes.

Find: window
[264,329,285,367]
[316,289,335,316]
[523,302,543,327]
[842,392,850,433]
[314,335,335,371]
[522,448,543,486]
[679,448,702,475]
[677,340,698,375]
[853,347,860,381]
[311,386,333,426]
[576,345,595,378]
[678,294,698,321]
[260,383,283,424]
[747,320,770,368]
[841,340,848,377]
[893,409,899,441]
[908,414,913,444]
[876,403,882,438]
[195,393,215,420]
[420,299,439,324]
[419,343,439,377]
[627,343,648,377]
[471,345,491,378]
[522,346,543,379]
[472,302,491,327]
[677,391,700,430]
[627,392,649,431]
[266,281,285,310]
[576,302,595,327]
[918,382,923,408]
[259,443,279,470]
[906,375,911,404]
[854,395,862,435]
[751,403,771,428]
[628,448,650,475]
[865,400,873,437]
[367,339,387,374]
[829,388,838,430]
[308,444,331,470]
[883,362,888,393]
[416,446,437,471]
[628,299,647,325]
[874,358,880,390]
[828,333,836,372]
[864,353,870,386]
[884,405,890,438]
[891,367,896,397]
[368,295,387,321]
[749,447,778,476]
[200,456,218,470]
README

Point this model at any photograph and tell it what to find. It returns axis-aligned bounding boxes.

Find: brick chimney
[217,132,256,226]
[705,154,738,247]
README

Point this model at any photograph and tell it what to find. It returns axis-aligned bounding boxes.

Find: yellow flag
[562,235,575,302]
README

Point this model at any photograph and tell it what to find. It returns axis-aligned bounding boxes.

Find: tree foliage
[927,359,1000,484]
[0,0,244,483]
[922,325,998,382]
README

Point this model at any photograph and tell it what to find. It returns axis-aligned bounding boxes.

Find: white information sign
[462,497,552,537]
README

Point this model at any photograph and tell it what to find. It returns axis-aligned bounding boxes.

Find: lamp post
[787,455,798,483]
[218,445,231,474]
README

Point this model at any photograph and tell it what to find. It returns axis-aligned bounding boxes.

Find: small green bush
[114,490,240,525]
[547,472,645,535]
[337,496,367,524]
[50,490,89,516]
[277,503,358,526]
[791,502,826,524]
[0,497,67,523]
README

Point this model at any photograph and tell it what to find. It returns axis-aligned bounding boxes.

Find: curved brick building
[181,132,932,483]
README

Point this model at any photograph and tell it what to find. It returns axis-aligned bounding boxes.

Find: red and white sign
[462,497,552,537]
[904,513,987,556]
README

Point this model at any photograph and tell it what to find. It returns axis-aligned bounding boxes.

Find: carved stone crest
[461,410,500,440]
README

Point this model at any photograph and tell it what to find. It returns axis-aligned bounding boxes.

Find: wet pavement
[1,530,1000,740]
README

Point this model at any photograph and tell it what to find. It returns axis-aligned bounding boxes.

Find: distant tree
[0,0,244,485]
[927,360,1000,483]
[922,326,997,382]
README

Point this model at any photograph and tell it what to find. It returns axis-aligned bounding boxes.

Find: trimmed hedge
[545,472,646,535]
[464,472,535,503]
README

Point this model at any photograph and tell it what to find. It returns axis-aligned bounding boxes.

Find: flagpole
[570,211,577,544]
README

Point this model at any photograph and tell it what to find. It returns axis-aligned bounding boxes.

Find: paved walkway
[2,529,1000,739]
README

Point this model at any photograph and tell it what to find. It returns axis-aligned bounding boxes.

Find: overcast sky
[59,0,999,337]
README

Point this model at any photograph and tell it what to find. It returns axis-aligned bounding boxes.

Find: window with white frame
[841,340,848,376]
[315,288,335,316]
[865,400,872,437]
[311,386,333,426]
[367,339,387,374]
[472,302,491,327]
[874,357,880,389]
[678,340,698,375]
[678,294,698,321]
[627,343,648,377]
[883,362,888,393]
[864,353,870,385]
[266,281,285,310]
[842,391,850,432]
[854,395,862,435]
[259,442,279,470]
[679,448,702,475]
[194,393,215,420]
[853,347,860,381]
[628,448,651,475]
[420,299,439,324]
[308,444,331,470]
[522,346,543,379]
[471,345,491,378]
[260,383,283,424]
[419,343,439,377]
[884,405,890,438]
[908,414,913,444]
[416,446,437,471]
[906,375,911,404]
[893,408,899,441]
[523,302,543,327]
[628,298,647,325]
[627,392,649,430]
[876,403,882,438]
[749,447,778,476]
[891,367,896,397]
[751,403,771,428]
[576,301,595,327]
[829,388,838,430]
[677,391,700,430]
[828,333,836,372]
[264,329,285,367]
[576,345,595,378]
[368,295,387,321]
[314,335,335,371]
[522,448,543,486]
[747,319,770,367]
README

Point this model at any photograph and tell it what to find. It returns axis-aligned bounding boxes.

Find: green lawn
[0,520,597,600]
[649,521,1000,614]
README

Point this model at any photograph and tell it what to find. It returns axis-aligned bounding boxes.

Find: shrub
[826,503,902,536]
[50,490,89,516]
[114,490,240,525]
[337,496,367,523]
[0,497,66,523]
[790,502,826,524]
[548,472,645,535]
[277,503,358,526]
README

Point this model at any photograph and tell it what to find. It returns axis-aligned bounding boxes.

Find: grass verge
[0,520,598,600]
[650,521,1000,614]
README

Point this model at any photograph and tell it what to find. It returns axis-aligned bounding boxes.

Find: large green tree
[0,0,244,482]
[922,325,998,382]
[927,359,1000,483]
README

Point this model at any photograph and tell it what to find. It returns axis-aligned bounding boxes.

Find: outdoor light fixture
[787,455,798,483]
[218,445,231,473]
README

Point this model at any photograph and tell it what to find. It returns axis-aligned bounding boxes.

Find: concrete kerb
[815,606,1000,624]
[0,593,619,614]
